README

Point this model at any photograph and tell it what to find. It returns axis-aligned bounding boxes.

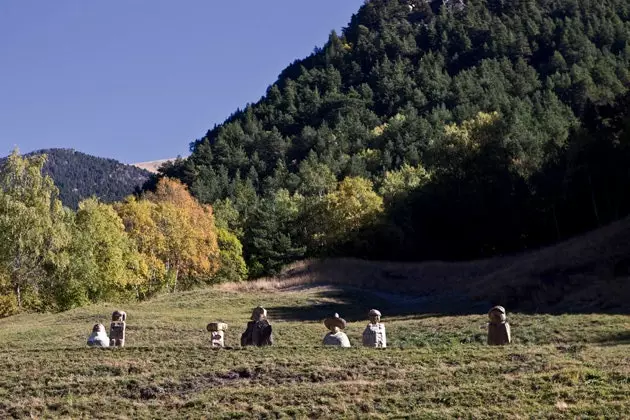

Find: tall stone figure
[362,309,387,348]
[241,306,273,346]
[323,313,351,347]
[487,305,511,345]
[207,322,228,348]
[109,310,127,347]
[87,323,110,347]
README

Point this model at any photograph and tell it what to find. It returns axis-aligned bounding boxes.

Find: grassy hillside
[272,215,630,314]
[0,284,628,418]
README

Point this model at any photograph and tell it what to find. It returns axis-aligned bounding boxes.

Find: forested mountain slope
[3,148,152,209]
[162,0,630,276]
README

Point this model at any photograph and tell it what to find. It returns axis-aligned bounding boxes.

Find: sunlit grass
[0,285,628,418]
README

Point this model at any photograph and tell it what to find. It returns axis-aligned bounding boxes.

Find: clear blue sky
[0,1,363,163]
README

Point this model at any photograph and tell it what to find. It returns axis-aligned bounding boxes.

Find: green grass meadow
[0,285,628,419]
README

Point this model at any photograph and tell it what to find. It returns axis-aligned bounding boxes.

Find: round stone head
[112,310,127,322]
[324,313,347,333]
[251,306,267,321]
[488,306,507,323]
[207,322,228,332]
[92,323,106,333]
[368,309,382,324]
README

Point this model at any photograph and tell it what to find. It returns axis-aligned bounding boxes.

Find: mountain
[160,0,630,275]
[132,158,176,174]
[7,148,152,209]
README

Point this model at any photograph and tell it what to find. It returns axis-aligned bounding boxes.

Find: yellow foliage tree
[144,178,220,291]
[307,177,384,250]
[114,196,167,297]
[379,163,431,201]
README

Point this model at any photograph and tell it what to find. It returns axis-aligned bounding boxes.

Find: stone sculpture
[241,306,273,346]
[487,305,511,345]
[87,323,110,347]
[323,313,351,347]
[207,322,228,348]
[109,310,127,347]
[362,309,387,348]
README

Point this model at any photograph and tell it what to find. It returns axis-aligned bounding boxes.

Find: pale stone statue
[323,313,351,347]
[362,309,387,348]
[487,305,511,345]
[87,323,110,347]
[207,322,228,348]
[109,310,127,347]
[241,306,273,346]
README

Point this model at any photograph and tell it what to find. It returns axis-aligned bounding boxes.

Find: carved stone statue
[109,310,127,347]
[241,306,273,346]
[323,313,351,347]
[87,323,110,347]
[362,309,387,348]
[487,305,511,345]
[207,322,228,348]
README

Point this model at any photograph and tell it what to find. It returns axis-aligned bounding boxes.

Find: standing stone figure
[362,309,387,348]
[109,310,127,347]
[87,323,110,347]
[323,313,351,347]
[207,322,228,348]
[241,306,273,346]
[487,305,511,345]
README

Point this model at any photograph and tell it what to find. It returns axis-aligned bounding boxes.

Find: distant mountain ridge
[1,148,153,209]
[132,158,176,174]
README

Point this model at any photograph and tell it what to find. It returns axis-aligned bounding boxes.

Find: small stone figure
[323,313,351,347]
[241,306,273,346]
[362,309,387,348]
[487,305,511,345]
[87,323,110,347]
[207,322,228,348]
[109,310,127,347]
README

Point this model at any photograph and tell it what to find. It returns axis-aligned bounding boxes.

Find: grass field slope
[274,215,630,314]
[0,284,628,418]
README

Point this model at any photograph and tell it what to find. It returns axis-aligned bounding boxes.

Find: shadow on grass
[267,286,491,322]
[594,331,630,346]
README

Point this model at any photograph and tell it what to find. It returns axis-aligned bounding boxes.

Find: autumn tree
[114,196,167,298]
[213,228,248,282]
[307,177,384,253]
[145,178,220,291]
[379,163,431,202]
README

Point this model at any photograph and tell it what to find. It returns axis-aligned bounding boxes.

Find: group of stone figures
[86,310,127,348]
[87,305,511,348]
[208,305,511,348]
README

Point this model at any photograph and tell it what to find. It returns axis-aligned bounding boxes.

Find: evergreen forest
[159,0,630,276]
[14,148,152,209]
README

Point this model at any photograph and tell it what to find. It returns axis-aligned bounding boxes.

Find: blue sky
[0,1,363,163]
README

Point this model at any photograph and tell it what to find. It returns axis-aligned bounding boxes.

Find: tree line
[0,151,246,316]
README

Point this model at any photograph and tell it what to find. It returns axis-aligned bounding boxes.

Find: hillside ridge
[2,148,153,209]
